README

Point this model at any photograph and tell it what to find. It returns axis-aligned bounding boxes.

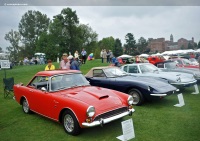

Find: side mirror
[41,87,47,92]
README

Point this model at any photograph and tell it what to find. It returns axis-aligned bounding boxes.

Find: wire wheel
[62,110,81,135]
[22,98,31,114]
[128,89,144,106]
[63,114,75,133]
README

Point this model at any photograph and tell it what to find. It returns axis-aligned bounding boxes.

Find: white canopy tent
[118,54,133,58]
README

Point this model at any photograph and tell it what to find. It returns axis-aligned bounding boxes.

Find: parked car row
[13,59,199,136]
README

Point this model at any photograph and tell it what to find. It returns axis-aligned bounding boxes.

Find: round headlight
[86,106,95,117]
[127,96,134,105]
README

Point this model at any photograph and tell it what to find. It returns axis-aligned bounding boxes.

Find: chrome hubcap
[64,114,74,132]
[130,92,139,104]
[23,100,29,113]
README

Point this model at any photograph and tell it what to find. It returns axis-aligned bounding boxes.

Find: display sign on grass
[117,118,135,141]
[0,60,10,69]
[174,93,185,107]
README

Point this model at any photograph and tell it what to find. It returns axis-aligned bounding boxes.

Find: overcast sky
[0,5,200,51]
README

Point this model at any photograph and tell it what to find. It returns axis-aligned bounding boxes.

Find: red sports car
[172,58,199,69]
[14,70,135,135]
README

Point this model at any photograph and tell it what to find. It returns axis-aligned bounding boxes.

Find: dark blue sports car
[85,66,178,105]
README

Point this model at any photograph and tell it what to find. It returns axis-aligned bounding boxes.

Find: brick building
[148,34,196,53]
[148,38,165,53]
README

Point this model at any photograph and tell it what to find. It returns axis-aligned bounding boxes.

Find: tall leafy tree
[188,42,194,49]
[18,10,50,57]
[0,47,3,53]
[98,36,115,51]
[136,37,148,54]
[113,38,123,57]
[78,24,98,51]
[35,32,60,61]
[52,8,79,54]
[124,33,136,55]
[4,29,21,61]
[197,41,200,49]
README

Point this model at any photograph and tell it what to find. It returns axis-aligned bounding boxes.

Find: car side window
[123,66,128,72]
[29,76,48,90]
[177,60,182,64]
[129,66,138,73]
[93,69,106,77]
[157,63,164,68]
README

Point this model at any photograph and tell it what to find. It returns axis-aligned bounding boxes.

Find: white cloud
[0,6,200,52]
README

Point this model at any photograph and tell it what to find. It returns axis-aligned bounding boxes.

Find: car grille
[94,107,128,121]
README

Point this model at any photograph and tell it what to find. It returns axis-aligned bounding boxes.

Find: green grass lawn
[0,59,200,141]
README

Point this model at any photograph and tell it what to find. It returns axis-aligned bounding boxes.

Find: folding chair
[3,77,14,98]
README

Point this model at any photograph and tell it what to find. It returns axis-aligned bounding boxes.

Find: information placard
[174,93,185,107]
[121,119,135,140]
[0,60,10,69]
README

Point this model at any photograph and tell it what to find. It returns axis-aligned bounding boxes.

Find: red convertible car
[172,58,199,69]
[14,70,135,135]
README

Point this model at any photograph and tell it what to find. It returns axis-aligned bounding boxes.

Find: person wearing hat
[68,55,80,70]
[45,60,55,71]
[60,53,70,69]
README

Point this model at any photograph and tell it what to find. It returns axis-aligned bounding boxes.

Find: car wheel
[62,110,81,136]
[22,98,31,114]
[128,89,144,106]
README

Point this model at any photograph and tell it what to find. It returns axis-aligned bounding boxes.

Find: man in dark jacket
[68,55,80,70]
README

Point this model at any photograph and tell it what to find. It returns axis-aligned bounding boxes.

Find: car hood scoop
[83,88,110,100]
[61,87,123,110]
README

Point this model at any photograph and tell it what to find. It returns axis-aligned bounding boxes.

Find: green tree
[52,8,79,54]
[124,33,136,55]
[113,38,123,57]
[35,32,59,61]
[18,10,50,57]
[137,37,148,54]
[197,41,200,49]
[188,42,194,49]
[4,29,21,61]
[77,24,98,54]
[98,36,115,51]
[0,47,3,53]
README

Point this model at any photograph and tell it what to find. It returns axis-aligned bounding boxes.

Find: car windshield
[50,73,90,91]
[104,68,128,77]
[139,64,159,73]
[165,62,177,69]
[182,59,192,65]
[189,58,197,63]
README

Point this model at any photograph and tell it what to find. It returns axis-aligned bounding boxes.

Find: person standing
[100,49,104,63]
[60,53,70,69]
[45,60,55,71]
[81,48,87,64]
[102,49,107,63]
[106,50,110,63]
[109,50,113,63]
[68,55,80,70]
[74,50,79,59]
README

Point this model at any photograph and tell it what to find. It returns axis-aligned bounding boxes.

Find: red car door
[28,88,53,118]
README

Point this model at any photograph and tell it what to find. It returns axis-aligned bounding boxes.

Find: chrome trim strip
[82,108,135,127]
[150,94,167,96]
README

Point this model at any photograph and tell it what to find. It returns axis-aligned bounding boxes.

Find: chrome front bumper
[82,108,135,127]
[171,80,197,87]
